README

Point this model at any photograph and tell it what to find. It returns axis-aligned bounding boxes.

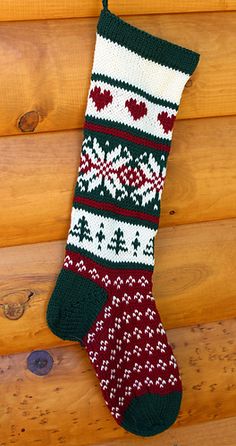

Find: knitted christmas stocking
[47,0,200,437]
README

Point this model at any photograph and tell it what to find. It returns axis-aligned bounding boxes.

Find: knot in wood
[18,110,39,132]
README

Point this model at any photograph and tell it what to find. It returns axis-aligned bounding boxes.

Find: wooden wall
[0,1,236,445]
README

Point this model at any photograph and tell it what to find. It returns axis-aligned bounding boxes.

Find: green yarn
[102,0,108,10]
[121,392,182,437]
[85,116,172,148]
[97,9,200,75]
[46,269,107,342]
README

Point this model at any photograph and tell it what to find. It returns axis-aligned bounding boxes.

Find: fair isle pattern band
[67,207,156,268]
[86,78,177,141]
[76,135,167,212]
[91,73,179,110]
[69,8,199,271]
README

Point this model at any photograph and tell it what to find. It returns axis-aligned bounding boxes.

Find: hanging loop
[102,0,108,10]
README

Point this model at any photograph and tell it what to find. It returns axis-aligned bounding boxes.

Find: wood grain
[98,417,236,446]
[0,116,235,248]
[0,130,80,247]
[0,318,235,445]
[0,12,235,137]
[1,0,235,21]
[0,218,235,355]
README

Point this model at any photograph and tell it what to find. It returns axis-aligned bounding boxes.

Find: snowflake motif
[126,276,135,287]
[108,327,115,340]
[114,317,122,329]
[113,276,124,289]
[110,349,116,361]
[122,293,132,304]
[145,343,154,355]
[88,268,99,280]
[118,396,125,406]
[124,350,132,362]
[75,260,86,272]
[138,276,149,287]
[129,153,166,206]
[156,377,167,388]
[133,345,142,357]
[87,333,95,344]
[111,406,120,419]
[110,369,116,380]
[100,340,108,351]
[89,351,98,364]
[145,308,156,320]
[133,363,143,373]
[123,312,131,323]
[133,380,143,390]
[168,374,178,386]
[78,138,165,208]
[117,357,123,369]
[145,326,155,338]
[157,322,165,335]
[64,255,73,268]
[133,327,142,340]
[124,369,132,379]
[134,292,144,303]
[146,291,155,301]
[133,309,142,321]
[157,359,167,371]
[110,388,116,399]
[118,364,125,376]
[125,386,132,396]
[112,295,120,307]
[117,377,123,388]
[144,376,153,387]
[102,274,111,287]
[95,320,104,332]
[145,361,155,372]
[116,339,122,351]
[104,306,112,319]
[123,331,132,343]
[157,341,167,353]
[169,354,177,368]
[78,138,132,200]
[100,379,109,390]
[101,359,109,371]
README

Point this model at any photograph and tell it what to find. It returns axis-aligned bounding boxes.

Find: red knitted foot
[65,252,182,435]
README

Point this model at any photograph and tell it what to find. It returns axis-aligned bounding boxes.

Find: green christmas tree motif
[70,215,93,242]
[107,228,128,255]
[131,231,141,257]
[143,237,154,257]
[95,222,105,250]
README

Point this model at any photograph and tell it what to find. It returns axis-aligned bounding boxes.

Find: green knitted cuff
[97,9,200,75]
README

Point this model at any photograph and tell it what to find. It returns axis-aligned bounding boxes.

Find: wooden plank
[0,12,235,137]
[0,218,235,355]
[0,319,235,445]
[0,130,80,247]
[1,116,235,247]
[1,0,236,21]
[98,417,236,446]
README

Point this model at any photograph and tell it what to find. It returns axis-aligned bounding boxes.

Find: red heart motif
[90,86,113,111]
[158,112,176,133]
[125,98,148,121]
